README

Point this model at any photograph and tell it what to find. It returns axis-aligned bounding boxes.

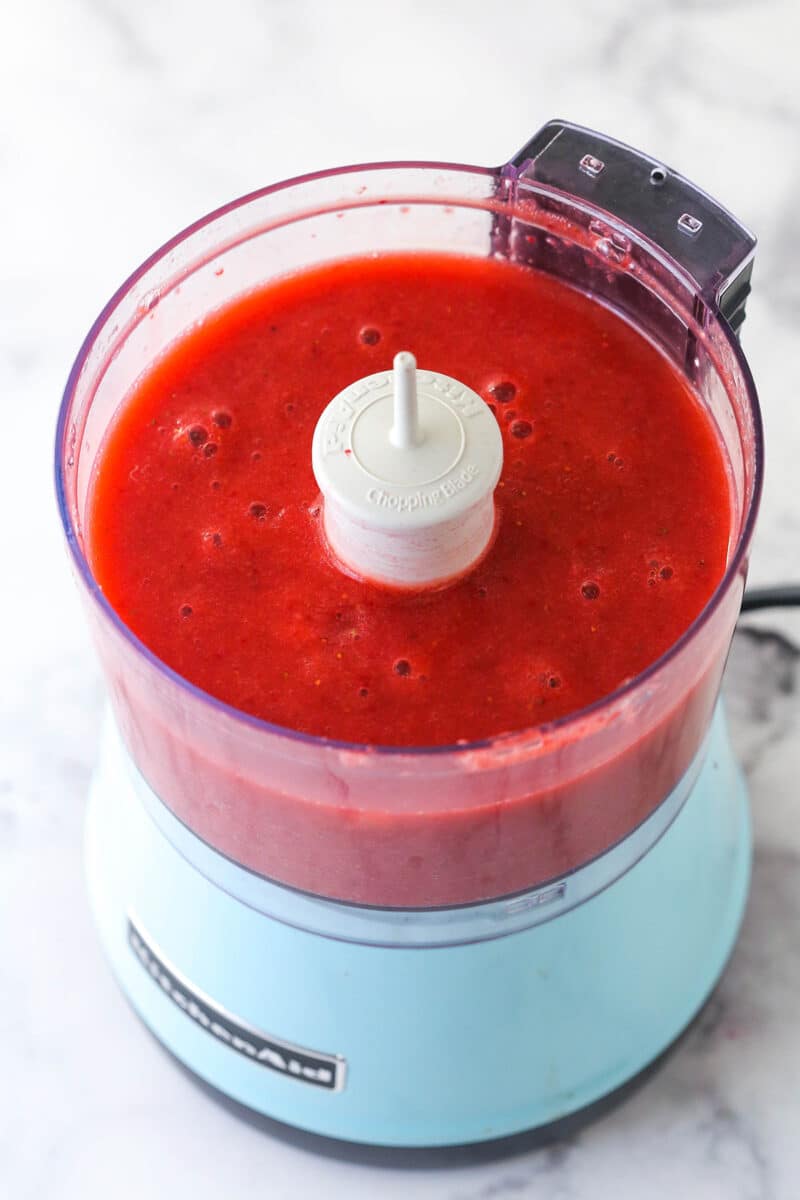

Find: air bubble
[489,381,516,404]
[188,425,208,447]
[393,659,411,677]
[180,604,193,618]
[203,442,218,457]
[212,410,232,428]
[211,480,221,491]
[360,327,381,345]
[581,581,600,600]
[659,565,673,579]
[252,450,262,462]
[358,687,369,698]
[510,419,533,439]
[547,675,561,689]
[249,502,268,520]
[596,237,627,264]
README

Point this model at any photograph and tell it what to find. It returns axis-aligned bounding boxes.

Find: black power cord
[741,585,800,613]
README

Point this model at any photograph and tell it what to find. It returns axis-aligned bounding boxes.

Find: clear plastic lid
[56,124,762,911]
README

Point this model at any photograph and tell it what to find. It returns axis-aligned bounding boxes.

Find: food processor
[55,120,762,1149]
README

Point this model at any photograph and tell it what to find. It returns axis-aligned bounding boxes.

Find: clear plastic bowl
[56,160,762,909]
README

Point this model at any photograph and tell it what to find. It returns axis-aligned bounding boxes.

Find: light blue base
[85,706,750,1147]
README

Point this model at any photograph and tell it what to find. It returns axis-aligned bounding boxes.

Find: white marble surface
[2,0,800,1195]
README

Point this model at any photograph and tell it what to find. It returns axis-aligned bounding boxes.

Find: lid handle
[506,120,756,331]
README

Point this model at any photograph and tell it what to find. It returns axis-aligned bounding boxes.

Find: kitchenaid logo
[366,462,480,512]
[128,918,346,1091]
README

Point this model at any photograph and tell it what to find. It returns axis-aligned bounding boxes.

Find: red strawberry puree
[87,251,733,906]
